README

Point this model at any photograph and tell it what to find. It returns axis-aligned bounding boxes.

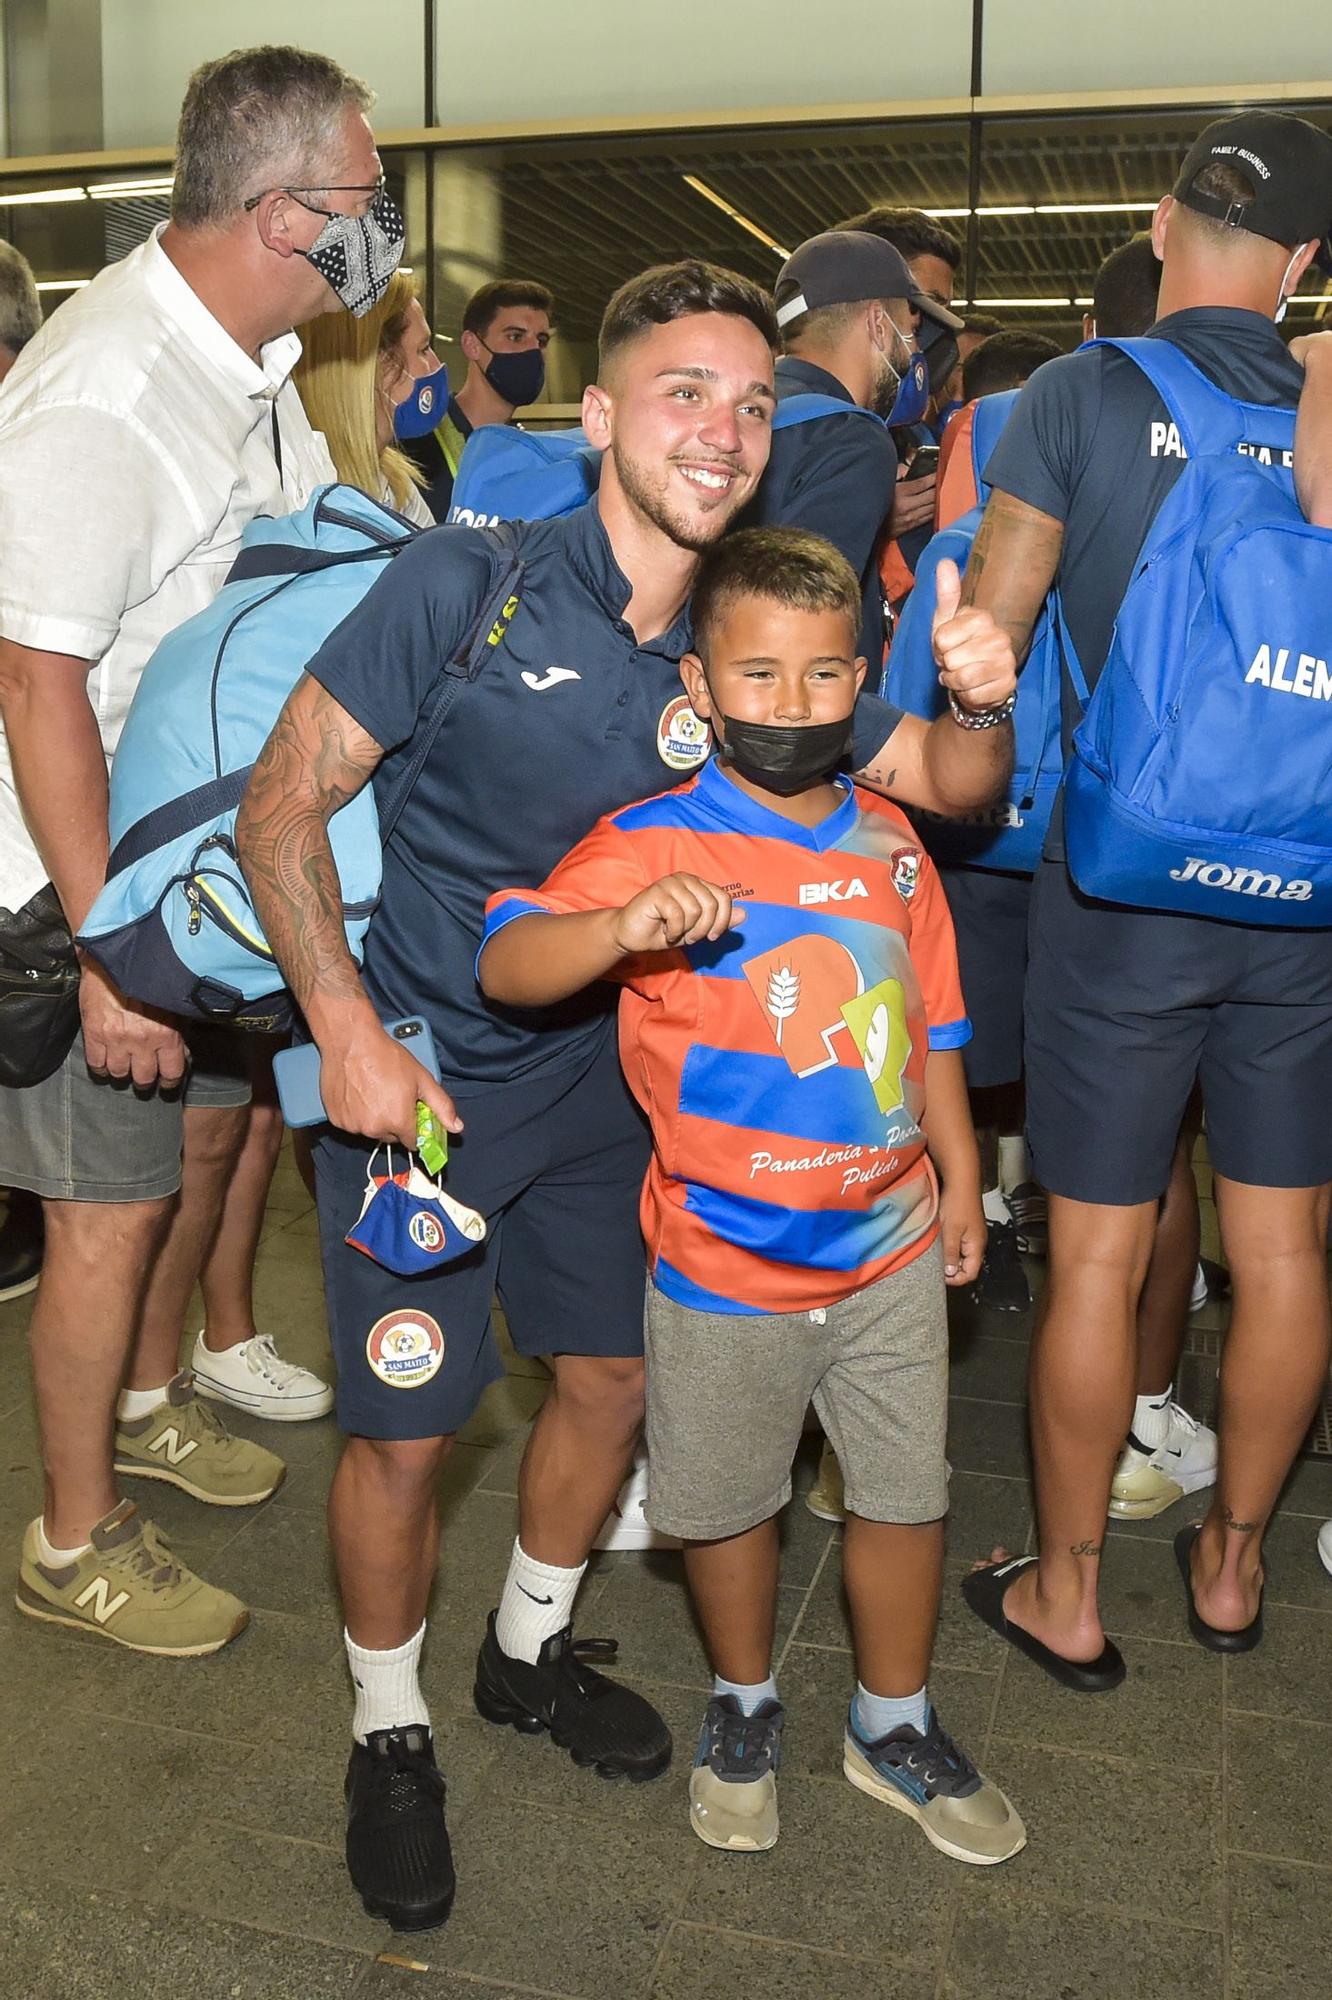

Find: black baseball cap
[775,230,965,333]
[1173,112,1332,271]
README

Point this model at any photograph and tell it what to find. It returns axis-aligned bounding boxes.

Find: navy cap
[775,230,965,333]
[1174,112,1332,271]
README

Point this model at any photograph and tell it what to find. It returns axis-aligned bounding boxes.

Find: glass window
[983,2,1327,98]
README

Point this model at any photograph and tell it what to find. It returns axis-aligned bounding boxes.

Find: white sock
[117,1383,170,1422]
[495,1538,585,1663]
[854,1681,930,1739]
[981,1185,1009,1225]
[346,1623,430,1743]
[1132,1384,1174,1452]
[36,1518,91,1564]
[997,1135,1029,1192]
[713,1673,778,1715]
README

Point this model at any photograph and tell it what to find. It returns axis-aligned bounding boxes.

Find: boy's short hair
[962,328,1061,402]
[692,527,861,654]
[463,278,555,340]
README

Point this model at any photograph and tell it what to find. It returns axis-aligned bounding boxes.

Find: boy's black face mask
[718,714,854,796]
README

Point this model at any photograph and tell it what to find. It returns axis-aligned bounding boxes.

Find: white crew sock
[981,1185,1009,1225]
[117,1383,170,1422]
[996,1134,1029,1193]
[346,1622,430,1743]
[854,1681,930,1739]
[36,1519,91,1564]
[495,1538,585,1663]
[713,1672,778,1715]
[1132,1384,1174,1452]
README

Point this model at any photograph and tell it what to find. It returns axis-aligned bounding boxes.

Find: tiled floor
[0,1150,1329,1999]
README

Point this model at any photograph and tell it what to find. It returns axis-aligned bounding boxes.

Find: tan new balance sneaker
[16,1500,249,1656]
[114,1371,285,1506]
[805,1438,846,1523]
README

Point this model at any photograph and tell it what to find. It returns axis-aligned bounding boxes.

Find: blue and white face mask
[345,1150,486,1275]
[394,361,449,440]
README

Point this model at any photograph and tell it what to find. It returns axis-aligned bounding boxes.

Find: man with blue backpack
[234,256,1019,1928]
[955,112,1332,1689]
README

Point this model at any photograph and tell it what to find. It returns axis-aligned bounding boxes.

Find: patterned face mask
[297,186,406,318]
[345,1150,486,1275]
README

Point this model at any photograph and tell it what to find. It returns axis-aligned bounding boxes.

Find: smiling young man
[236,258,1018,1929]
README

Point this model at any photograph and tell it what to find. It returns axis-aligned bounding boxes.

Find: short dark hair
[835,205,962,272]
[463,279,555,341]
[173,44,373,227]
[692,526,860,654]
[598,260,778,377]
[962,329,1062,401]
[0,241,40,356]
[1178,159,1267,247]
[1091,233,1162,338]
[960,311,1006,340]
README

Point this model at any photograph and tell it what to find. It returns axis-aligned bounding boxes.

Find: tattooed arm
[236,672,462,1144]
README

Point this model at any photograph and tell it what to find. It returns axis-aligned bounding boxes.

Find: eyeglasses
[243,175,386,215]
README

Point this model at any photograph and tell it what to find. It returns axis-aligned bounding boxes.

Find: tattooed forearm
[963,491,1065,661]
[1222,1507,1259,1533]
[236,674,386,1018]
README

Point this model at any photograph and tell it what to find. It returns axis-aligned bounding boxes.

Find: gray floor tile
[1261,1511,1332,1611]
[650,1922,934,2000]
[1097,1531,1202,1646]
[944,1397,1031,1480]
[207,1499,343,1621]
[990,1636,1222,1769]
[946,1331,1031,1405]
[355,1969,571,2000]
[942,1469,1033,1565]
[146,1821,392,1955]
[1227,1712,1332,1866]
[773,1488,838,1588]
[793,1553,1018,1677]
[943,1894,1224,2000]
[1227,1855,1332,1998]
[1225,1604,1332,1725]
[470,1673,695,1831]
[1274,1453,1332,1521]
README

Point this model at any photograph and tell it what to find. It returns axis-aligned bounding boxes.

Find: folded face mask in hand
[345,1151,486,1275]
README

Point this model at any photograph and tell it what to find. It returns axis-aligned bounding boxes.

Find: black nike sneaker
[473,1612,672,1781]
[345,1725,455,1931]
[971,1217,1030,1313]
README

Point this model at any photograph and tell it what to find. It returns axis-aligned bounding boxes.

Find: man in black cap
[954,111,1332,1685]
[739,229,963,670]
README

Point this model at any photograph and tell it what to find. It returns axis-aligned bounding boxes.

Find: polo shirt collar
[694,755,858,851]
[561,499,694,657]
[774,355,856,406]
[143,221,303,403]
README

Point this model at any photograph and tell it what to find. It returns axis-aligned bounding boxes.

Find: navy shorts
[1025,858,1332,1205]
[312,1027,651,1440]
[938,865,1031,1091]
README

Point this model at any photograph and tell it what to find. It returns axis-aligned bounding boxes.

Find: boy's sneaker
[805,1438,847,1523]
[473,1611,671,1780]
[1318,1520,1332,1579]
[345,1725,455,1931]
[1108,1402,1218,1520]
[191,1330,333,1423]
[689,1694,784,1852]
[971,1218,1030,1313]
[16,1499,249,1656]
[594,1453,682,1552]
[843,1704,1025,1865]
[114,1371,286,1506]
[1004,1182,1048,1258]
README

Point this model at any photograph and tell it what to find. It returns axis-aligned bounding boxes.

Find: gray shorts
[0,1025,252,1204]
[644,1239,949,1540]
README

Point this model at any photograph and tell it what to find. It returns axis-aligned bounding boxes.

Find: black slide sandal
[961,1556,1127,1692]
[1173,1525,1264,1654]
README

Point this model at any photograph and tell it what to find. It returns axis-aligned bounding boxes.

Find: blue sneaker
[843,1704,1025,1865]
[689,1694,783,1852]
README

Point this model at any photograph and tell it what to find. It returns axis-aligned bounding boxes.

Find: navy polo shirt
[304,500,905,1090]
[739,355,899,665]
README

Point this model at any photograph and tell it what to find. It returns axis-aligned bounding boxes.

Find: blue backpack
[1064,337,1332,925]
[885,389,1064,873]
[446,393,881,525]
[78,486,521,1028]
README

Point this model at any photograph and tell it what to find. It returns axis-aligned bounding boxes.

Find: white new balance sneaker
[1109,1402,1218,1520]
[190,1330,333,1423]
[593,1450,681,1552]
[1318,1520,1332,1580]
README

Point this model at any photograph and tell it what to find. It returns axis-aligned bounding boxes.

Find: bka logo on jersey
[798,878,868,906]
[1169,856,1313,902]
[1244,644,1332,702]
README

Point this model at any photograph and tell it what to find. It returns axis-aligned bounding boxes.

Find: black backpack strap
[376,544,525,843]
[107,768,256,877]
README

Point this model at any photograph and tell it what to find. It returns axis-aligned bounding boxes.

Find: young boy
[478,526,1025,1865]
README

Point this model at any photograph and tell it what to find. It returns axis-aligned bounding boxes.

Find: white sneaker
[190,1331,333,1423]
[593,1451,681,1552]
[1189,1263,1209,1314]
[1318,1521,1332,1579]
[1109,1401,1218,1520]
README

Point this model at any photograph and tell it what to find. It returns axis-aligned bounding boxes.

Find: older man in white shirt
[0,44,402,1657]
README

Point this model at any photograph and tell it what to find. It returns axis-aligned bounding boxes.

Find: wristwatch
[947,690,1017,731]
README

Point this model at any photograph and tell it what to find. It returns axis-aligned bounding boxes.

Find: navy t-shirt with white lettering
[982,306,1303,854]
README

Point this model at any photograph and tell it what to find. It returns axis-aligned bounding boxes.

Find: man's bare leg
[1188,1178,1332,1632]
[330,1433,451,1647]
[31,1196,171,1543]
[126,1102,250,1390]
[1135,1132,1202,1397]
[198,1095,286,1353]
[517,1353,645,1565]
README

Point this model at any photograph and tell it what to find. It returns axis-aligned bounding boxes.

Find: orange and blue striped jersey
[481,758,970,1315]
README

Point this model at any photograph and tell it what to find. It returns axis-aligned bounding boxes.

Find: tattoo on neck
[1070,1539,1103,1558]
[1222,1507,1259,1534]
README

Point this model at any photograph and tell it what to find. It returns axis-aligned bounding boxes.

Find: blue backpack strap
[1091,336,1294,458]
[1050,591,1090,709]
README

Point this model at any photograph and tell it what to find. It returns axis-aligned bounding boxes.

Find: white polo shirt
[0,222,335,915]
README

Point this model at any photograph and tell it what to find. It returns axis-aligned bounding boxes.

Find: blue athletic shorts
[312,1026,650,1440]
[938,865,1031,1091]
[1025,857,1332,1206]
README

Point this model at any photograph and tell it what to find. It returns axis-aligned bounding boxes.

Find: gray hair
[172,44,374,228]
[0,241,41,358]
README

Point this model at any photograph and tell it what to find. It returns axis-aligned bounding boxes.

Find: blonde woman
[294,269,442,526]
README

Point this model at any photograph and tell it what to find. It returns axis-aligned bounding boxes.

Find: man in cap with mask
[0,45,397,1661]
[954,111,1332,1687]
[406,278,555,521]
[739,228,964,671]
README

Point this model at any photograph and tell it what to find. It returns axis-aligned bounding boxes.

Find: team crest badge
[890,846,921,903]
[657,694,712,771]
[366,1309,445,1389]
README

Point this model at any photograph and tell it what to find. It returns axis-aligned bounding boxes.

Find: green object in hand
[416,1101,448,1177]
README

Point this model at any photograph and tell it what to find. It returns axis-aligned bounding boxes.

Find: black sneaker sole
[472,1680,672,1782]
[355,1884,455,1932]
